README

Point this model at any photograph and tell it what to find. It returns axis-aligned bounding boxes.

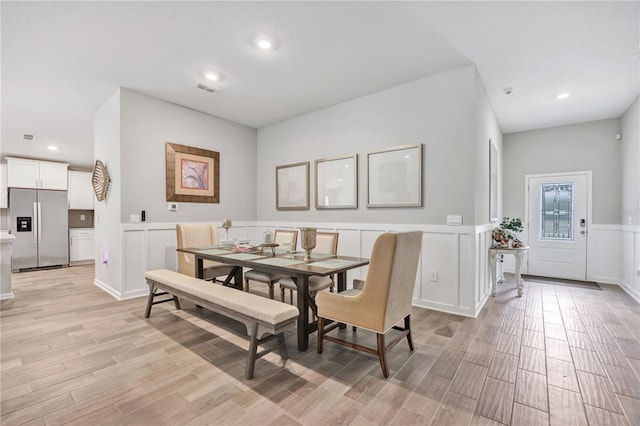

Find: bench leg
[245,322,259,380]
[277,333,288,360]
[145,283,156,318]
[173,296,181,310]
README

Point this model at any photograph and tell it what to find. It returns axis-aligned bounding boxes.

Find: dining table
[176,245,370,351]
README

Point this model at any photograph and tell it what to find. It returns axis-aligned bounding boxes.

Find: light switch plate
[447,215,463,226]
[130,214,140,224]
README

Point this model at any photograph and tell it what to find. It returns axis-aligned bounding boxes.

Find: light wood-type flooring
[1,265,640,425]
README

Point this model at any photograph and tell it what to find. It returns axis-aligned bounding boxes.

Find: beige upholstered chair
[244,229,298,299]
[278,232,339,304]
[316,231,423,378]
[176,224,234,282]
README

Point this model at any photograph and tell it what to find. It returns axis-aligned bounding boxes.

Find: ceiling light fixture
[557,92,571,100]
[257,38,272,49]
[205,72,219,81]
[47,145,59,151]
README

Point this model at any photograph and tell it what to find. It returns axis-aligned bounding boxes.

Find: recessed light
[257,39,272,49]
[205,72,219,81]
[503,87,514,95]
[557,92,571,100]
[253,35,277,50]
[47,145,59,151]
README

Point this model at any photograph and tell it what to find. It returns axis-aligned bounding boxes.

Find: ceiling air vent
[22,134,35,142]
[197,83,218,93]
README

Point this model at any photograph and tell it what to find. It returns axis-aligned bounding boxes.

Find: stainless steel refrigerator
[9,188,69,271]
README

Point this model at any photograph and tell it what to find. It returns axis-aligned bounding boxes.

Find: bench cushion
[145,269,298,325]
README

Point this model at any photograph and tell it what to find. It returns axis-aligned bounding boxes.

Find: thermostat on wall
[168,202,178,212]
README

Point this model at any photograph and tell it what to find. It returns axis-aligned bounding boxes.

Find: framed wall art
[315,154,358,209]
[276,161,310,210]
[367,144,422,208]
[165,142,219,203]
[489,139,498,221]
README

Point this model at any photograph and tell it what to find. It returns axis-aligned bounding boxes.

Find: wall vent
[197,83,218,93]
[22,134,35,142]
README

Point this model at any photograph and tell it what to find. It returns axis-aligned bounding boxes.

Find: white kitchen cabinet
[6,157,69,190]
[68,171,94,209]
[0,164,7,208]
[69,228,95,263]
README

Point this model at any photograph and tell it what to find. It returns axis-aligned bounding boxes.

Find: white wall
[473,70,503,225]
[94,90,123,297]
[256,64,478,226]
[119,89,257,224]
[619,96,640,301]
[503,119,622,225]
[94,89,257,299]
[621,97,639,226]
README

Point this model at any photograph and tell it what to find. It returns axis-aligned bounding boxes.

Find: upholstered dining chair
[243,229,298,299]
[316,231,422,378]
[176,223,234,282]
[278,231,339,304]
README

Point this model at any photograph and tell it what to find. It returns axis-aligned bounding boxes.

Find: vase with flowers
[492,217,524,248]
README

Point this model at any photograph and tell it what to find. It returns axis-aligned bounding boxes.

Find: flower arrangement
[492,217,524,248]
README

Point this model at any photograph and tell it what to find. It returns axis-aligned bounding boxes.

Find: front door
[526,172,590,280]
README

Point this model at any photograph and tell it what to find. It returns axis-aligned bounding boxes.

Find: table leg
[489,251,498,296]
[296,274,310,351]
[196,256,204,279]
[515,251,525,297]
[497,254,505,283]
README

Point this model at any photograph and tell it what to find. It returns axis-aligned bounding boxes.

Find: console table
[489,246,529,297]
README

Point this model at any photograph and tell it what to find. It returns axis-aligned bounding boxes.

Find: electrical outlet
[80,214,85,221]
[430,270,439,282]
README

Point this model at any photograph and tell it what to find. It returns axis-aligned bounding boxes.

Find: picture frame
[165,142,219,203]
[276,161,310,210]
[489,139,498,221]
[367,144,422,208]
[315,154,358,209]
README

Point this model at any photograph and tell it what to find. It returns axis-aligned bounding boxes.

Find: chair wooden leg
[243,277,250,292]
[405,315,414,351]
[289,289,294,305]
[144,283,155,318]
[317,317,324,353]
[377,333,389,378]
[280,287,285,302]
[352,326,357,332]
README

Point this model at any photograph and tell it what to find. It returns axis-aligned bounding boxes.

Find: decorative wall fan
[92,160,111,202]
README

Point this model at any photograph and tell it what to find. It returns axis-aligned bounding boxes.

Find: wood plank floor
[1,265,639,425]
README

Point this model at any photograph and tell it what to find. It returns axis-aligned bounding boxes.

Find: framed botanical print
[276,161,310,210]
[165,142,219,203]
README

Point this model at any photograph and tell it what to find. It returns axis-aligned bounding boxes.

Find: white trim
[0,292,15,300]
[94,278,122,300]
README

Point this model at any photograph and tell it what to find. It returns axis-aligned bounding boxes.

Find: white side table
[489,246,529,297]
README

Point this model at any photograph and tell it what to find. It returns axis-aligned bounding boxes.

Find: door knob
[580,230,586,234]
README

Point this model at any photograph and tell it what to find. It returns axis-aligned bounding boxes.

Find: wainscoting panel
[113,221,490,317]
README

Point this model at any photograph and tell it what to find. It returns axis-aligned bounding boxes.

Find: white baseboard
[93,278,123,300]
[0,291,15,300]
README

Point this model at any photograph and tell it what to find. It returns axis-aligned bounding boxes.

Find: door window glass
[540,183,574,241]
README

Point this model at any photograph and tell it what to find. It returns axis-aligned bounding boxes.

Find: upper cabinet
[0,164,7,208]
[68,171,94,209]
[6,157,69,190]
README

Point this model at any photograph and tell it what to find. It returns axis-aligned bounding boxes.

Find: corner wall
[94,89,257,299]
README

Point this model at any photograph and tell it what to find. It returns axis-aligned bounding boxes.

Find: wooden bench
[144,269,299,379]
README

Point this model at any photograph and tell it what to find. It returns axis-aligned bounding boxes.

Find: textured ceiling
[1,1,638,169]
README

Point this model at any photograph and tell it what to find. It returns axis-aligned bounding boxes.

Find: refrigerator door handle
[33,202,38,244]
[37,202,42,243]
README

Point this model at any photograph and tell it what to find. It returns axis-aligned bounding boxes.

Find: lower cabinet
[69,228,95,263]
